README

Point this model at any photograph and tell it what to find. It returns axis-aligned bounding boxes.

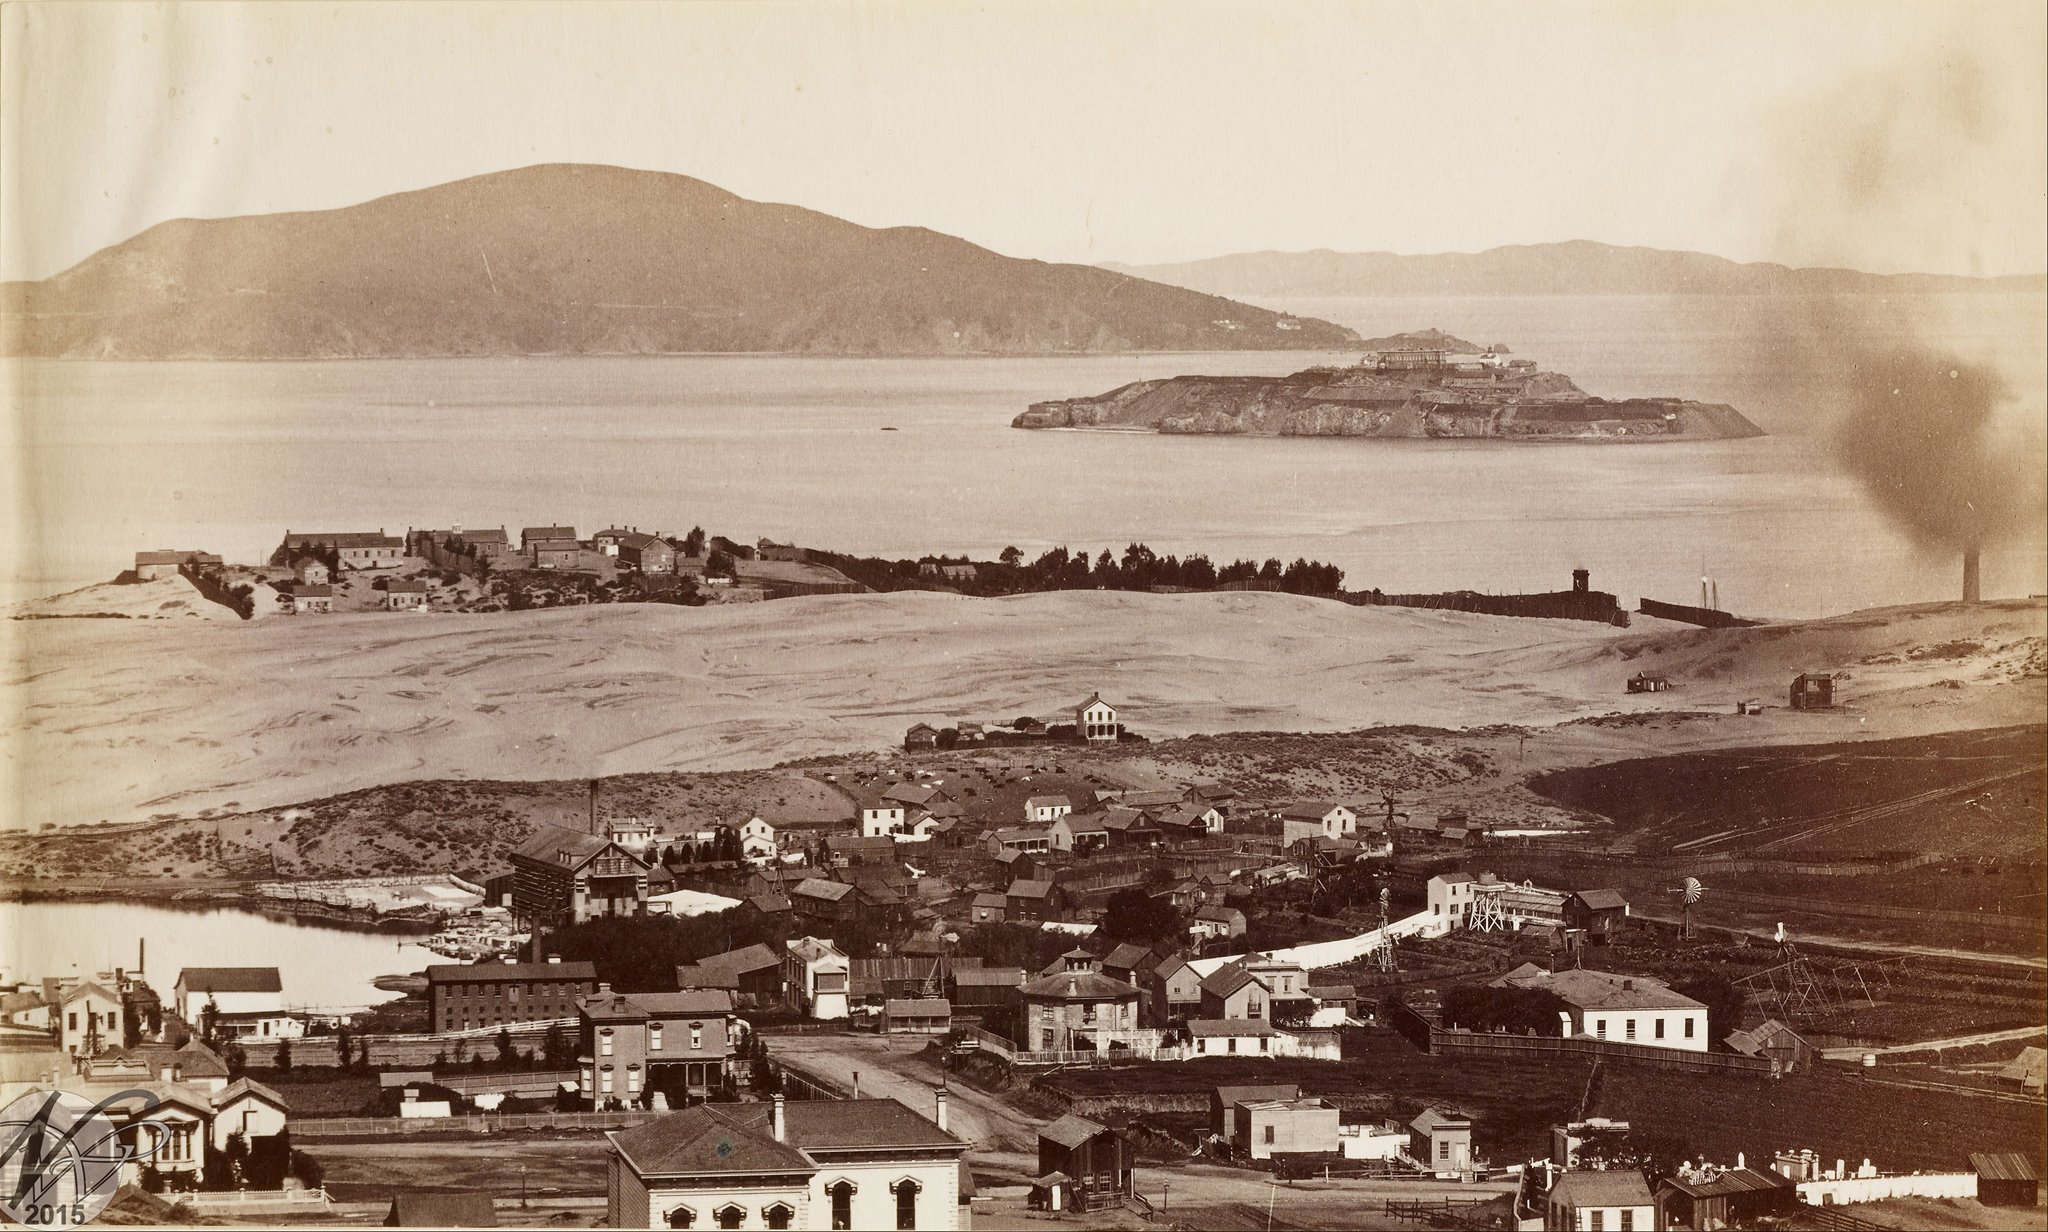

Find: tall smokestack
[1963,543,1981,603]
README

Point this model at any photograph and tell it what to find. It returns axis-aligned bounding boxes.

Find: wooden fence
[293,1108,659,1139]
[1428,1027,1774,1077]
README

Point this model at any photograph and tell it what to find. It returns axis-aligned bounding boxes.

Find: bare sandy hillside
[5,591,2041,828]
[6,575,242,622]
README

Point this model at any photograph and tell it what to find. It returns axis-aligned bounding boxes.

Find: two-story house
[1075,693,1120,743]
[784,937,849,1021]
[1020,970,1142,1053]
[1279,803,1357,844]
[1145,955,1205,1027]
[55,981,124,1057]
[508,823,650,926]
[579,986,735,1109]
[172,968,289,1039]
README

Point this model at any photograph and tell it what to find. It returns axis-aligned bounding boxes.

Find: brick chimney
[771,1093,786,1142]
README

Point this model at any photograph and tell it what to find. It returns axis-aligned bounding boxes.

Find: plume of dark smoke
[1829,345,2040,550]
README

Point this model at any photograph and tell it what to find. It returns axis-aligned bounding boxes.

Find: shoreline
[0,878,443,937]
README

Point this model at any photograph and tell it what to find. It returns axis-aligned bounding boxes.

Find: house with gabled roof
[1035,1114,1135,1212]
[1279,803,1357,844]
[579,985,735,1108]
[1019,970,1142,1053]
[1024,794,1074,824]
[1146,955,1205,1027]
[386,1193,500,1228]
[1075,693,1120,743]
[507,823,649,926]
[1492,967,1705,1051]
[1562,889,1631,939]
[783,937,849,1021]
[607,1092,967,1231]
[1049,811,1109,854]
[273,529,405,570]
[1546,1168,1653,1230]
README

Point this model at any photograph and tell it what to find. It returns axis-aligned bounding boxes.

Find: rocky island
[1014,334,1766,441]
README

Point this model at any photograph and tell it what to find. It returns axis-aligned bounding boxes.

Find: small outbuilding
[1626,672,1671,694]
[1970,1153,2040,1208]
[1547,1169,1654,1232]
[1656,1165,1798,1229]
[1562,889,1630,940]
[1789,671,1835,710]
[1724,1018,1816,1074]
[1035,1114,1135,1212]
[1409,1106,1473,1174]
[384,1193,499,1227]
[880,997,952,1035]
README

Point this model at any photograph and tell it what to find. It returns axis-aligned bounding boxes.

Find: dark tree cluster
[1439,984,1571,1036]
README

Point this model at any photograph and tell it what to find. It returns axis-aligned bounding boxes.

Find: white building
[1494,968,1709,1052]
[861,783,948,838]
[173,968,295,1039]
[1023,794,1073,825]
[1279,803,1356,844]
[608,1092,968,1231]
[1545,1169,1656,1231]
[55,981,123,1057]
[1075,693,1120,743]
[740,817,778,861]
[783,937,850,1021]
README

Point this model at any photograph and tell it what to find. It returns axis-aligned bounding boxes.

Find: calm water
[0,900,439,1012]
[9,293,2044,618]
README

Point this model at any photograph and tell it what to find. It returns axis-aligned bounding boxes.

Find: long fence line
[1391,1006,1774,1078]
[293,1108,660,1139]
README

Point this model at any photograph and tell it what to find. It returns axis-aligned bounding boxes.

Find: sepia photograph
[1,1,2043,1228]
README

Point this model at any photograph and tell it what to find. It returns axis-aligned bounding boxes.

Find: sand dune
[5,590,2041,828]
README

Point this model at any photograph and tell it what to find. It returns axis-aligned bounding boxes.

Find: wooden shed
[1657,1165,1797,1229]
[1970,1153,2040,1207]
[1035,1114,1135,1212]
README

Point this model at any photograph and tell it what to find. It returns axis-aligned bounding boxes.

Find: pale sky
[3,0,2044,282]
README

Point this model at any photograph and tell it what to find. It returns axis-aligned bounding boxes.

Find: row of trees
[846,543,1348,597]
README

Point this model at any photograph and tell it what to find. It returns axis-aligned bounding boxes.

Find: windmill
[1367,887,1398,972]
[1676,876,1704,940]
[1379,791,1408,831]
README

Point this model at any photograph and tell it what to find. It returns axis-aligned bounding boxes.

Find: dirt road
[768,1033,1046,1166]
[1821,1024,2047,1061]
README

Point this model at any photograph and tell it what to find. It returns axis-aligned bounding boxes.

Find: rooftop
[1040,1113,1114,1150]
[425,960,596,984]
[175,968,282,994]
[1019,971,1139,1002]
[1549,1169,1654,1208]
[1187,1018,1282,1037]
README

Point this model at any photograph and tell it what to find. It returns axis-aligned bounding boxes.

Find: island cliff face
[1014,351,1765,442]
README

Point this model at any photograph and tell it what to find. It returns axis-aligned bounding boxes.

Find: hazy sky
[3,0,2044,281]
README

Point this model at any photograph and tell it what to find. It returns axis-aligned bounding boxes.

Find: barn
[1970,1153,2039,1208]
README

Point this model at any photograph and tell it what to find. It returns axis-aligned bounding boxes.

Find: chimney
[851,1071,859,1100]
[934,1087,949,1133]
[1963,543,1981,602]
[771,1093,786,1141]
[138,938,145,975]
[596,982,611,995]
[1572,568,1589,594]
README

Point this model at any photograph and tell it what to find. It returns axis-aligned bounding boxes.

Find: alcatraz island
[1014,330,1766,441]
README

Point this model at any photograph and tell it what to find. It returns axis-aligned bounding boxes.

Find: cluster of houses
[904,692,1127,751]
[0,964,298,1195]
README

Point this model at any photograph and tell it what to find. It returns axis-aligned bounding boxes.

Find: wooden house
[1561,889,1630,940]
[1034,1115,1134,1211]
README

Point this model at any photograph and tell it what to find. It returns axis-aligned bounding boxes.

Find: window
[762,1204,793,1230]
[1438,1139,1450,1161]
[650,1024,664,1051]
[627,1066,641,1094]
[1625,1019,1636,1041]
[692,1022,705,1050]
[1592,1210,1606,1232]
[600,1029,614,1057]
[714,1204,746,1229]
[1620,1210,1635,1232]
[69,1013,78,1031]
[828,1181,855,1230]
[1264,1125,1276,1145]
[667,1206,696,1228]
[1654,1020,1666,1040]
[1594,1019,1607,1039]
[892,1178,920,1231]
[600,1067,614,1094]
[1684,1017,1695,1039]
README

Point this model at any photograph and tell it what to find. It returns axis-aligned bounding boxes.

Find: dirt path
[1821,1024,2047,1060]
[1629,902,2048,970]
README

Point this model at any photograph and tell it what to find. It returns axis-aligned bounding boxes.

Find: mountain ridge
[1102,240,2048,297]
[1,163,1359,359]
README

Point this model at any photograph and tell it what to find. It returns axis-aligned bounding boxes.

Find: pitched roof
[1059,815,1110,834]
[1187,1018,1282,1037]
[1548,1169,1654,1209]
[1199,962,1266,999]
[425,961,596,984]
[1019,971,1139,1001]
[521,526,579,540]
[1025,794,1073,810]
[386,578,429,593]
[1660,1167,1794,1199]
[387,1193,500,1227]
[508,824,630,867]
[971,892,1008,909]
[281,530,402,549]
[1970,1153,2039,1183]
[951,967,1025,987]
[747,894,792,914]
[1410,1106,1472,1133]
[697,943,782,976]
[1075,692,1110,710]
[1214,1083,1300,1106]
[1281,802,1347,820]
[1195,905,1245,924]
[1569,889,1630,911]
[1007,879,1055,899]
[883,998,951,1017]
[610,1104,814,1177]
[291,583,333,597]
[1101,943,1154,972]
[1040,1113,1114,1150]
[175,968,282,994]
[1101,807,1156,831]
[211,1076,289,1112]
[1507,969,1703,1013]
[881,783,948,806]
[1724,1018,1810,1057]
[792,877,854,902]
